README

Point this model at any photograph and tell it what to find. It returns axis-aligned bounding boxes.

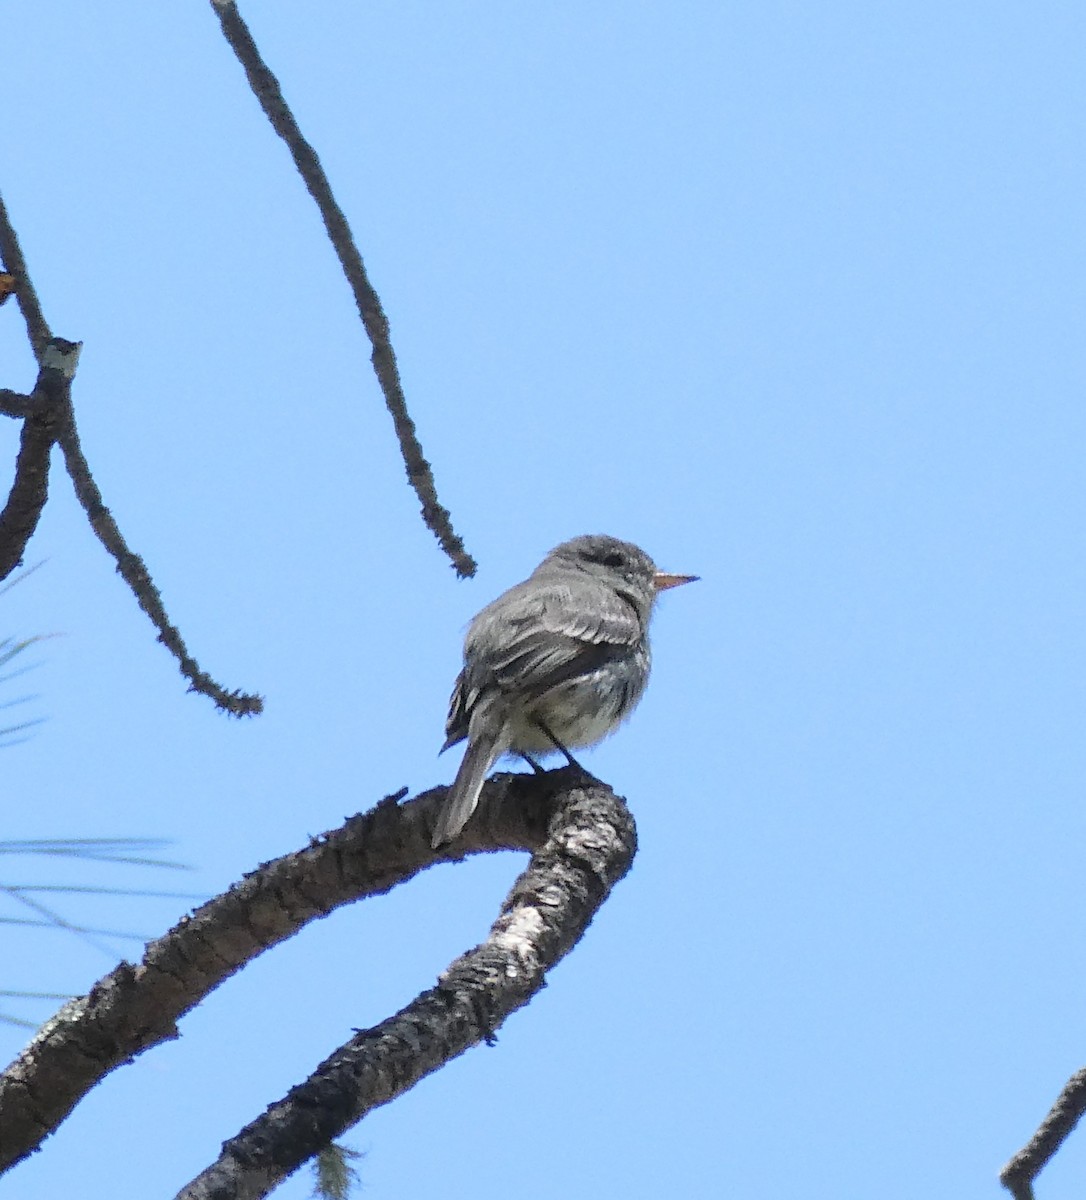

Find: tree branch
[209,0,477,580]
[0,185,259,712]
[0,391,33,419]
[0,188,51,361]
[176,775,635,1200]
[0,769,636,1180]
[54,410,264,717]
[0,340,80,581]
[1000,1066,1086,1200]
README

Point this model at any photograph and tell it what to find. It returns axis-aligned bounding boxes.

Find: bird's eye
[601,552,626,569]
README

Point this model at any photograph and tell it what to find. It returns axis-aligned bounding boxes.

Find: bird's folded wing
[467,578,640,700]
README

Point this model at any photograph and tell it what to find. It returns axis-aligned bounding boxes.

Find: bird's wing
[444,577,641,745]
[443,670,470,748]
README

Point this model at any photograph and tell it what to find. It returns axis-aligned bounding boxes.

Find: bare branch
[1000,1066,1086,1199]
[0,190,51,361]
[179,774,634,1200]
[0,183,256,710]
[0,770,636,1180]
[0,392,32,419]
[54,407,264,716]
[209,0,477,579]
[0,341,81,581]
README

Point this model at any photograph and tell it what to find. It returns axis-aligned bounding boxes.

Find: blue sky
[2,2,1086,1197]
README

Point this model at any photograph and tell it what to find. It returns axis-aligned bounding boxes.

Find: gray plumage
[431,534,696,848]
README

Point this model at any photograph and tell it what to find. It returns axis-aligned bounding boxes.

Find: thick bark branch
[209,0,476,580]
[0,769,635,1183]
[176,775,633,1200]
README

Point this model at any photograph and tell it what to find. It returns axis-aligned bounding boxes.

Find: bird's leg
[533,718,595,779]
[519,752,547,775]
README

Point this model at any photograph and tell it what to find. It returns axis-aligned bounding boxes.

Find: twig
[0,770,635,1180]
[1000,1066,1086,1199]
[0,392,32,419]
[209,0,476,579]
[55,409,264,716]
[0,190,51,361]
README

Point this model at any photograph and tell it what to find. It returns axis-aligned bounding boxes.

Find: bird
[431,534,697,848]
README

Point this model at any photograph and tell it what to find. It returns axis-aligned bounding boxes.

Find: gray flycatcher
[431,534,697,848]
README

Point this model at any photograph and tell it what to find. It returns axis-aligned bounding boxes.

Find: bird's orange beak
[653,571,699,591]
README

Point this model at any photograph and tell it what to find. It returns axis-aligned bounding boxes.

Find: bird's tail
[431,730,502,848]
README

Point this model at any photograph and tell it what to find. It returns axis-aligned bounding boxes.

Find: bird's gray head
[536,534,698,618]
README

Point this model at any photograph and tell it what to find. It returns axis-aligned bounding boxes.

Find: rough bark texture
[0,768,636,1188]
